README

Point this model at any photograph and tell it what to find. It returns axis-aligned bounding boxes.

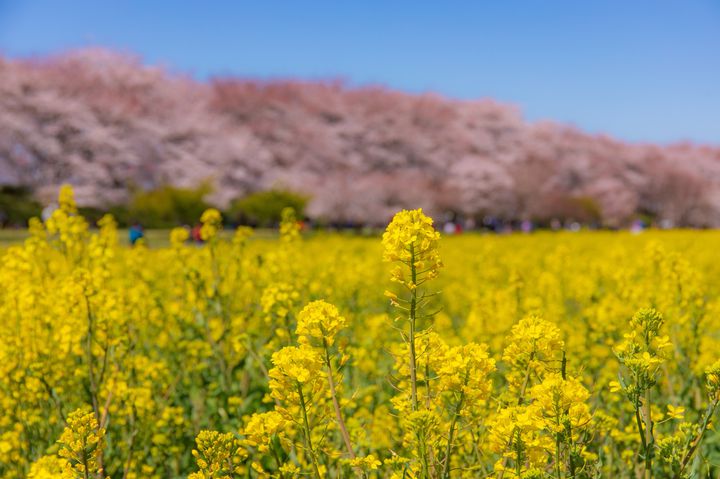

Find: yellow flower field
[3,186,720,478]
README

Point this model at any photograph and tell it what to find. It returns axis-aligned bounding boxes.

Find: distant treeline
[2,49,720,226]
[0,185,308,229]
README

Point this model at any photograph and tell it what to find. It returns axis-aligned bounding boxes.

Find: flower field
[4,187,720,479]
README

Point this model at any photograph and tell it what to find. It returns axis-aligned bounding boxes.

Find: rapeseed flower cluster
[296,300,346,346]
[3,186,720,478]
[382,208,442,289]
[57,408,106,478]
[188,430,246,479]
[200,208,223,241]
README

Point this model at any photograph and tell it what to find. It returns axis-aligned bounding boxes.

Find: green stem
[409,244,419,412]
[515,429,523,477]
[417,430,430,479]
[679,399,719,474]
[83,295,105,476]
[556,435,562,479]
[323,339,356,459]
[643,388,653,479]
[297,384,322,479]
[566,421,577,479]
[555,408,563,479]
[518,355,534,405]
[80,434,90,479]
[84,295,99,417]
[270,440,286,479]
[498,359,534,479]
[442,389,465,479]
[634,405,647,452]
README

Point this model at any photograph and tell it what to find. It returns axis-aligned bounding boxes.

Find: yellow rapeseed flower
[200,208,222,241]
[296,300,346,346]
[382,208,442,286]
[666,405,685,420]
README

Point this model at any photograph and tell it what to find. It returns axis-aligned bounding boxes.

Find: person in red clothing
[191,223,203,244]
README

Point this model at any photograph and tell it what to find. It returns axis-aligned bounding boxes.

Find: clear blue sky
[1,1,718,144]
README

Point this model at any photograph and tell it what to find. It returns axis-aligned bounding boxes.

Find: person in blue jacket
[129,222,144,246]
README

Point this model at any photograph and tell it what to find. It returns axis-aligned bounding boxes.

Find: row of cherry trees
[1,48,718,226]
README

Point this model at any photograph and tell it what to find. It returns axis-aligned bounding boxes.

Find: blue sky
[1,1,718,144]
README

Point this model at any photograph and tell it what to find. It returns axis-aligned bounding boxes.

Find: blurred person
[41,204,56,222]
[630,219,645,234]
[129,222,144,246]
[191,223,203,244]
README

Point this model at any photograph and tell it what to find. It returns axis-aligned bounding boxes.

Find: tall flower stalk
[614,308,670,479]
[383,209,443,477]
[296,300,357,461]
[268,345,325,479]
[382,208,442,412]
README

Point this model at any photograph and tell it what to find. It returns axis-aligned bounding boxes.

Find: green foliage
[127,184,212,228]
[228,189,308,226]
[531,193,603,225]
[573,195,602,222]
[78,206,112,226]
[0,186,42,226]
